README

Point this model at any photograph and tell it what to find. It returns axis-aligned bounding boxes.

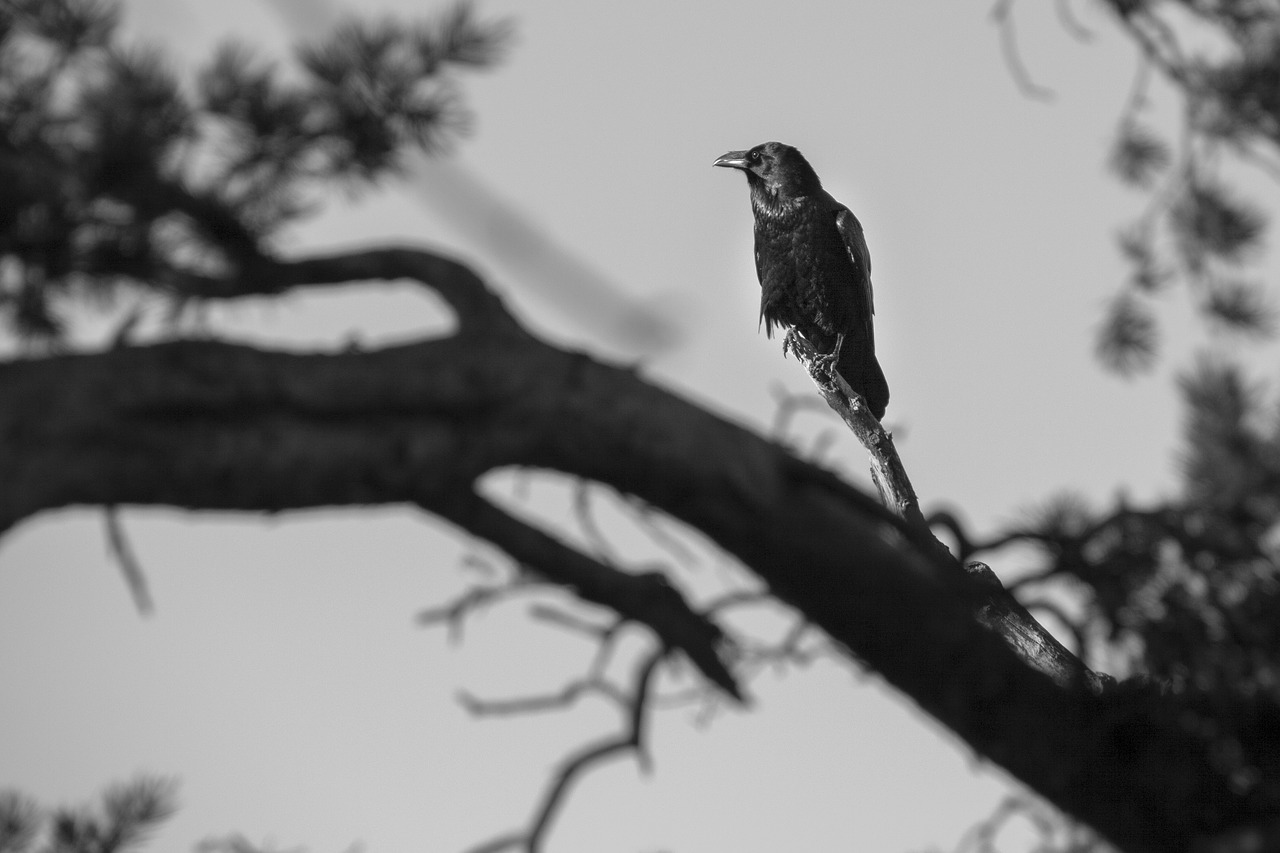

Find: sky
[2,1,1275,852]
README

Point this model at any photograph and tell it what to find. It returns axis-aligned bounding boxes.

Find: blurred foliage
[970,357,1280,705]
[0,0,511,346]
[979,5,1280,846]
[952,357,1280,849]
[0,776,176,853]
[1090,0,1280,371]
[0,779,321,853]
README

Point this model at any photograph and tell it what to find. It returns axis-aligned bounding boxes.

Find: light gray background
[3,2,1269,851]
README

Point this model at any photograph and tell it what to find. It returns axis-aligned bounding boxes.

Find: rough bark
[2,245,1276,853]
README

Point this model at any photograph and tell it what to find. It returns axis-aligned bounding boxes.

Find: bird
[714,141,889,419]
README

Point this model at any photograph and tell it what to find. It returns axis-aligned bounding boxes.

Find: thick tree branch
[2,246,1276,853]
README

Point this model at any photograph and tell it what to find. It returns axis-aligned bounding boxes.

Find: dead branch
[431,493,742,701]
[527,604,615,639]
[571,478,618,565]
[991,0,1056,101]
[1055,0,1094,42]
[415,577,541,643]
[465,650,665,853]
[103,506,154,615]
[619,494,699,569]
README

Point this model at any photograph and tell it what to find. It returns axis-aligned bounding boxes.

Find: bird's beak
[713,150,750,169]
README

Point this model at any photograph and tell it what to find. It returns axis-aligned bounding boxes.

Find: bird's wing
[753,230,773,334]
[834,206,874,317]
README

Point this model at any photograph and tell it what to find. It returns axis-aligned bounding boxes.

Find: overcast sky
[3,2,1276,851]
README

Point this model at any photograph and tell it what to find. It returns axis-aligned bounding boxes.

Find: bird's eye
[749,150,761,162]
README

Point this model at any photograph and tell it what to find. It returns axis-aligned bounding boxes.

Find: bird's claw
[782,329,800,360]
[816,332,846,380]
[783,331,842,386]
[812,348,840,377]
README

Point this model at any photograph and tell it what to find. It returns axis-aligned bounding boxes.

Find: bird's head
[713,141,821,201]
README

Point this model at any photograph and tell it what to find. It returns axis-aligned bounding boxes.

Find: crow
[714,141,889,419]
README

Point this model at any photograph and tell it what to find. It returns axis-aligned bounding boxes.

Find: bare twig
[460,586,797,853]
[807,427,840,466]
[432,492,743,700]
[768,383,832,443]
[702,590,846,685]
[991,0,1056,101]
[953,793,1105,853]
[416,577,540,643]
[1101,3,1194,91]
[619,494,699,569]
[466,650,667,853]
[103,506,153,615]
[458,675,626,717]
[571,478,618,565]
[454,610,625,717]
[527,603,614,639]
[528,650,663,851]
[1055,0,1094,41]
[460,551,503,579]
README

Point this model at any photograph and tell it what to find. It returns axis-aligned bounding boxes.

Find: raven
[714,141,889,419]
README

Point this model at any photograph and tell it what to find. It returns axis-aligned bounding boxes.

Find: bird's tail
[836,342,890,420]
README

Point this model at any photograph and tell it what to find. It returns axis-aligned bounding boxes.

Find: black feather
[716,141,889,419]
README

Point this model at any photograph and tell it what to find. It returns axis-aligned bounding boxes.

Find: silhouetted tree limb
[465,650,665,853]
[4,242,1276,853]
[103,504,153,615]
[415,575,542,643]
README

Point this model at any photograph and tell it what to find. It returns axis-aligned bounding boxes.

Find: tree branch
[466,650,665,853]
[2,246,1274,852]
[415,576,542,643]
[175,245,522,335]
[991,0,1056,101]
[103,506,154,615]
[430,491,742,701]
[783,332,940,541]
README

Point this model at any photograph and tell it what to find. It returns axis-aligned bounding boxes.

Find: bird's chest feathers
[752,197,809,274]
[750,194,852,336]
[751,193,839,266]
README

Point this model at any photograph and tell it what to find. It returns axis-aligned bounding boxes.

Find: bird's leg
[782,329,802,360]
[812,333,845,378]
